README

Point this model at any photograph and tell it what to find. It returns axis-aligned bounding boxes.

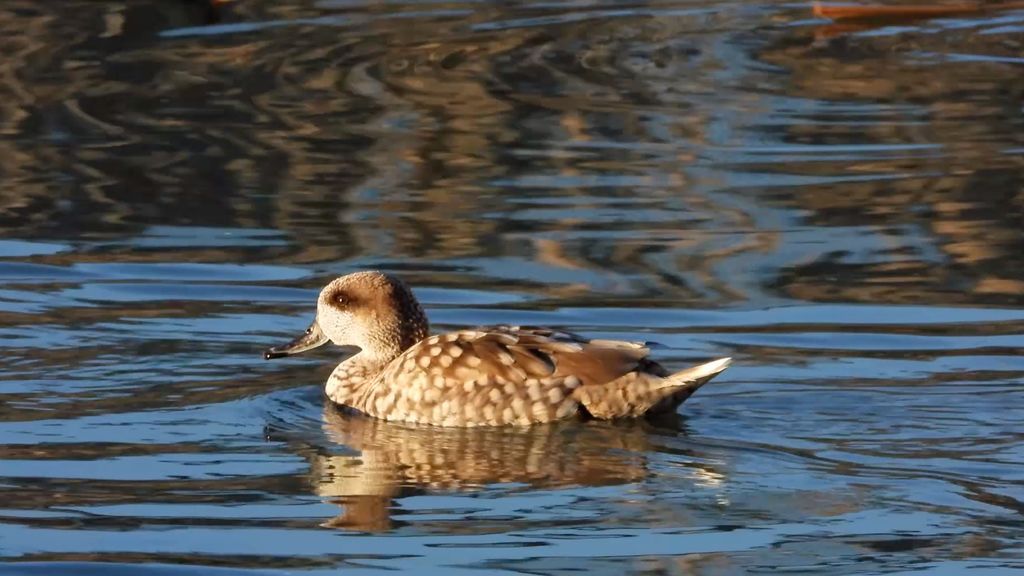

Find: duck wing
[471,324,590,344]
[372,328,662,426]
[470,324,670,381]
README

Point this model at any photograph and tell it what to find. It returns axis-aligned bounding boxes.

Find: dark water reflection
[1,0,1023,574]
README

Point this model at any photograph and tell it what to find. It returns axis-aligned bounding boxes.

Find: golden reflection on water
[0,2,1019,305]
[1,0,1022,309]
[312,407,667,530]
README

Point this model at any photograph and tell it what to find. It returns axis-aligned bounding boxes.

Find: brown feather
[552,342,651,387]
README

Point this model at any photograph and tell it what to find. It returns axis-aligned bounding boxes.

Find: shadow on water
[0,0,1023,574]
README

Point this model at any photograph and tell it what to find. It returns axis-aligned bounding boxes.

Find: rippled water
[1,0,1023,574]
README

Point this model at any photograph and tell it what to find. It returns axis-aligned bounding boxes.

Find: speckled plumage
[265,271,731,427]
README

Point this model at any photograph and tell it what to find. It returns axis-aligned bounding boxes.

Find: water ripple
[1,0,1023,574]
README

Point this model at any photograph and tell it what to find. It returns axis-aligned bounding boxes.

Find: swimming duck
[265,271,731,427]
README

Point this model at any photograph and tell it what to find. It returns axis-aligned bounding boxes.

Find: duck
[264,271,731,427]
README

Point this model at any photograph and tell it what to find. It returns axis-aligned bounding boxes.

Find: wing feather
[373,328,662,425]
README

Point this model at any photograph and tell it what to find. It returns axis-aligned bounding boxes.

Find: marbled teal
[265,271,731,427]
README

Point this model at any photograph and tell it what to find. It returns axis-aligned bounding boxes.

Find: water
[1,0,1023,574]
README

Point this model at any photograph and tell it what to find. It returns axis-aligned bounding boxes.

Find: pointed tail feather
[641,357,731,416]
[661,357,732,389]
[573,357,732,420]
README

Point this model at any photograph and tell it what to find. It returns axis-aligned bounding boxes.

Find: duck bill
[265,320,328,360]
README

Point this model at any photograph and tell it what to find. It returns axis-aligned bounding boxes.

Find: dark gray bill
[264,320,328,360]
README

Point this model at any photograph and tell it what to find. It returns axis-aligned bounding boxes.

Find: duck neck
[324,349,397,410]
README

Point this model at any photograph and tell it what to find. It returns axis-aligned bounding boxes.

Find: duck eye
[334,294,347,306]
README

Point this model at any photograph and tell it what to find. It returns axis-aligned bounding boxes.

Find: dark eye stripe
[329,289,351,307]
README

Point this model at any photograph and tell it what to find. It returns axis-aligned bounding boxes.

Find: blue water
[1,0,1023,574]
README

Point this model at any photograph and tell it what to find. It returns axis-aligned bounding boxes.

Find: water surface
[1,0,1023,574]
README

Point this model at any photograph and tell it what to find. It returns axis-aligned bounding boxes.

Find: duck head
[264,271,429,361]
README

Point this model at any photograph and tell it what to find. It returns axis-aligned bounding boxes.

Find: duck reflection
[309,405,687,531]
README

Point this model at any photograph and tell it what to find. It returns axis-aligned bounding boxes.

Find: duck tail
[663,357,732,390]
[573,357,732,420]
